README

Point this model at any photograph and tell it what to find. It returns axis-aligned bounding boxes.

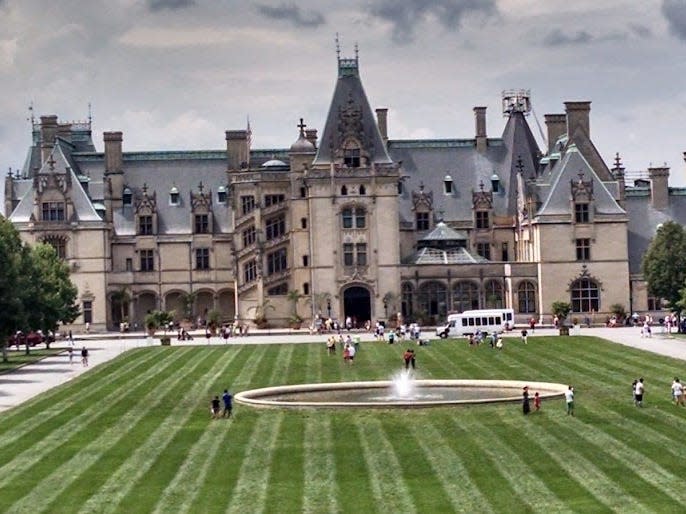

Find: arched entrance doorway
[343,286,371,327]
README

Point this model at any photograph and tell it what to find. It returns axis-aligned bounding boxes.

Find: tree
[287,290,304,324]
[642,221,686,311]
[111,287,131,325]
[551,301,572,321]
[0,218,25,362]
[19,244,79,351]
[145,310,174,334]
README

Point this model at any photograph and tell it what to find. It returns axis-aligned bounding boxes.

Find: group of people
[467,330,503,349]
[210,389,233,419]
[523,385,574,415]
[66,340,89,367]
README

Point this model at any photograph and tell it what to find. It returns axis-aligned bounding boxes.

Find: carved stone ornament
[135,186,157,214]
[412,183,434,211]
[566,264,604,291]
[191,182,212,211]
[338,93,365,141]
[571,172,593,201]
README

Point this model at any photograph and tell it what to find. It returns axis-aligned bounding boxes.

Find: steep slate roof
[389,112,541,225]
[313,57,391,166]
[624,189,686,273]
[537,145,625,217]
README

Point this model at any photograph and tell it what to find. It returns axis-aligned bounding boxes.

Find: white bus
[436,309,514,339]
[462,308,514,331]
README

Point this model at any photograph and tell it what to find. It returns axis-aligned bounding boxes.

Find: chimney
[375,108,388,146]
[104,132,123,174]
[649,165,670,210]
[564,101,591,138]
[544,114,566,154]
[474,107,487,153]
[305,129,318,149]
[39,115,58,164]
[57,123,72,142]
[225,130,250,170]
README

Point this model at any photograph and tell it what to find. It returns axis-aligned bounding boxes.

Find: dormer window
[217,186,227,204]
[444,175,453,194]
[123,187,132,206]
[344,148,360,168]
[575,202,590,223]
[491,173,500,193]
[475,210,490,229]
[169,186,180,206]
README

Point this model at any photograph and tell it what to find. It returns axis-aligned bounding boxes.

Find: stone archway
[343,286,371,327]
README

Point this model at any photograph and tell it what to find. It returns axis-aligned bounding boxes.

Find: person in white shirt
[671,377,684,406]
[635,378,645,407]
[564,385,575,416]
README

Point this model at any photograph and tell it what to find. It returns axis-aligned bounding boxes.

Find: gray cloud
[662,0,686,41]
[256,3,325,29]
[367,0,497,44]
[629,23,652,38]
[542,29,593,47]
[148,0,196,11]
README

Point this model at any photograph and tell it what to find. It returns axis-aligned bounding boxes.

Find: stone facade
[4,55,680,331]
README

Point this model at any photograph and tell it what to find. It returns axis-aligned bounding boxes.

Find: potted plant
[287,290,304,329]
[144,310,174,344]
[249,300,275,329]
[207,309,222,335]
[551,301,572,335]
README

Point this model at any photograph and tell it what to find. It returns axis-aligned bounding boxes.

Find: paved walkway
[2,326,686,412]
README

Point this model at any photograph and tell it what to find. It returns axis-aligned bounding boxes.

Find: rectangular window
[242,226,256,247]
[355,210,366,229]
[217,190,227,204]
[82,301,92,324]
[140,249,154,272]
[125,258,133,272]
[416,212,430,231]
[475,211,490,229]
[476,242,491,260]
[241,195,256,215]
[302,255,309,267]
[267,283,289,295]
[343,148,360,168]
[264,194,285,207]
[267,248,288,275]
[647,296,663,311]
[138,215,153,235]
[342,208,353,229]
[265,215,286,240]
[356,243,367,266]
[501,242,509,262]
[195,248,210,270]
[575,203,590,223]
[576,238,591,261]
[243,259,257,283]
[343,243,354,266]
[194,214,209,234]
[41,202,65,221]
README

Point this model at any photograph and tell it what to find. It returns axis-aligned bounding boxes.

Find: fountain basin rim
[235,379,568,409]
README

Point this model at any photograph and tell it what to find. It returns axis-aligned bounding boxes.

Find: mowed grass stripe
[522,414,654,513]
[0,347,160,453]
[225,411,285,514]
[559,413,686,507]
[182,345,272,514]
[263,413,306,513]
[354,416,417,514]
[84,347,242,514]
[405,417,494,513]
[304,341,324,383]
[302,415,340,514]
[379,414,462,513]
[0,347,188,492]
[4,348,215,514]
[461,413,582,513]
[149,347,252,514]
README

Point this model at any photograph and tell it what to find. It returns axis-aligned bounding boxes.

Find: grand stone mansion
[4,54,682,331]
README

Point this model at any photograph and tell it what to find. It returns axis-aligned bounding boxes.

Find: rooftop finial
[297,118,306,137]
[335,33,340,61]
[88,102,92,125]
[27,101,34,125]
[354,41,359,62]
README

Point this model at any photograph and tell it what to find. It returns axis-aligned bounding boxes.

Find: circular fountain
[235,374,568,409]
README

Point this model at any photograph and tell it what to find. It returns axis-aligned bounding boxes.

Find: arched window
[517,281,536,313]
[123,187,133,206]
[452,281,479,312]
[341,185,348,196]
[401,282,414,319]
[484,280,503,309]
[300,217,307,229]
[418,281,448,319]
[571,278,599,313]
[169,186,180,206]
[359,184,366,195]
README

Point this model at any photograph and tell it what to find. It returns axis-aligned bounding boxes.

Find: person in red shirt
[534,392,541,411]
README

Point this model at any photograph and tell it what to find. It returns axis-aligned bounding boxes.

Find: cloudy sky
[2,0,686,193]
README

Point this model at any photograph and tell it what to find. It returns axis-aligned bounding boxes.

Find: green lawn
[0,348,64,373]
[0,336,685,513]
